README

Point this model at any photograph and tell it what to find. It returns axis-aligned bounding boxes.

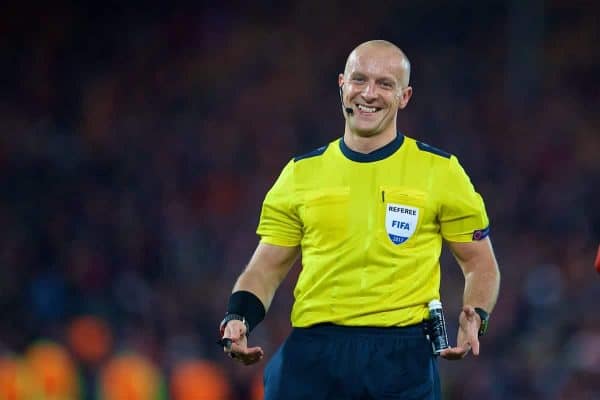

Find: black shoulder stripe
[294,144,328,162]
[416,141,451,159]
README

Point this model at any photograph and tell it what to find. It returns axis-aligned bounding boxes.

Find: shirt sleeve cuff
[259,236,300,247]
[443,226,490,242]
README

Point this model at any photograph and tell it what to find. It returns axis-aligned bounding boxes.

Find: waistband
[293,322,426,337]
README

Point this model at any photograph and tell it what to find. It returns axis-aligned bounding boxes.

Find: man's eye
[353,78,365,83]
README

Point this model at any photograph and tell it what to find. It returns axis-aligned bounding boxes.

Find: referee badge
[385,203,419,245]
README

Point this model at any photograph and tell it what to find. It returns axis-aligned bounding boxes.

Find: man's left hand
[439,305,480,360]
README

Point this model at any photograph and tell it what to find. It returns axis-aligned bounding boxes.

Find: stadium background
[1,1,599,399]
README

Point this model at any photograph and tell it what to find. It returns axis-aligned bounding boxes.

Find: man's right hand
[220,319,264,365]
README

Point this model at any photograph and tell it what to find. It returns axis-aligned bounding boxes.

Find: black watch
[474,307,489,337]
[220,313,250,336]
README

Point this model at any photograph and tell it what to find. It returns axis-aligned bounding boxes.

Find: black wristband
[226,290,266,333]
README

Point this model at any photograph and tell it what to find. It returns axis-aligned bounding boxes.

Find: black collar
[339,133,404,162]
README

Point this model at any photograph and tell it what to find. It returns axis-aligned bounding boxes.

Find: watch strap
[220,313,250,336]
[474,307,489,336]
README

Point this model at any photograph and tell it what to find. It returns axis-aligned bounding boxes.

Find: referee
[219,40,500,399]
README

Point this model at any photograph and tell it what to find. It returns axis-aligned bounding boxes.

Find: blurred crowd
[0,1,599,399]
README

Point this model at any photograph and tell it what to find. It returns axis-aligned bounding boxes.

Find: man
[219,40,500,399]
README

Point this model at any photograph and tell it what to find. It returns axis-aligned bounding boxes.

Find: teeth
[357,105,378,113]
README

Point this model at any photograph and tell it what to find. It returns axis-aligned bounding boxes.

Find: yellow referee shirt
[257,134,489,328]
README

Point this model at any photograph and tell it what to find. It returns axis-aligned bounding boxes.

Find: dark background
[1,1,599,398]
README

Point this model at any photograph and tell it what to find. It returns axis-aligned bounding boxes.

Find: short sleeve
[256,160,302,246]
[439,156,490,242]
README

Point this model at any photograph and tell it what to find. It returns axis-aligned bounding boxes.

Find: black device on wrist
[220,313,250,336]
[474,307,490,336]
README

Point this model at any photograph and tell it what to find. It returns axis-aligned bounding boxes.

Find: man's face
[339,46,410,137]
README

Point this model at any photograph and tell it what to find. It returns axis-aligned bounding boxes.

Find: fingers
[221,336,242,358]
[217,338,233,351]
[440,344,471,360]
[239,346,265,365]
[438,306,485,361]
[223,320,247,341]
[471,336,480,356]
[219,320,264,365]
[462,306,481,355]
[220,321,245,358]
[441,341,481,359]
[228,343,264,365]
[462,305,475,316]
[456,306,481,357]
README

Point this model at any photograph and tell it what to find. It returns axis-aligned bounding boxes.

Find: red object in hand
[595,244,600,273]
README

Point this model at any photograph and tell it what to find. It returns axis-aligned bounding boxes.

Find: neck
[343,126,398,154]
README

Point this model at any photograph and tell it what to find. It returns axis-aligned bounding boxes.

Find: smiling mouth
[356,104,382,113]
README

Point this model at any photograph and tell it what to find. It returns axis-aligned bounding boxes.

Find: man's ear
[398,86,413,110]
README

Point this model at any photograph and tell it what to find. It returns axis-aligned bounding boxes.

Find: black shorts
[264,323,440,400]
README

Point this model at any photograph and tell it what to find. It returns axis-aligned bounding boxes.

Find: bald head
[344,40,411,87]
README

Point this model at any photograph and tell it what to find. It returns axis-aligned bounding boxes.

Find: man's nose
[361,83,377,100]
